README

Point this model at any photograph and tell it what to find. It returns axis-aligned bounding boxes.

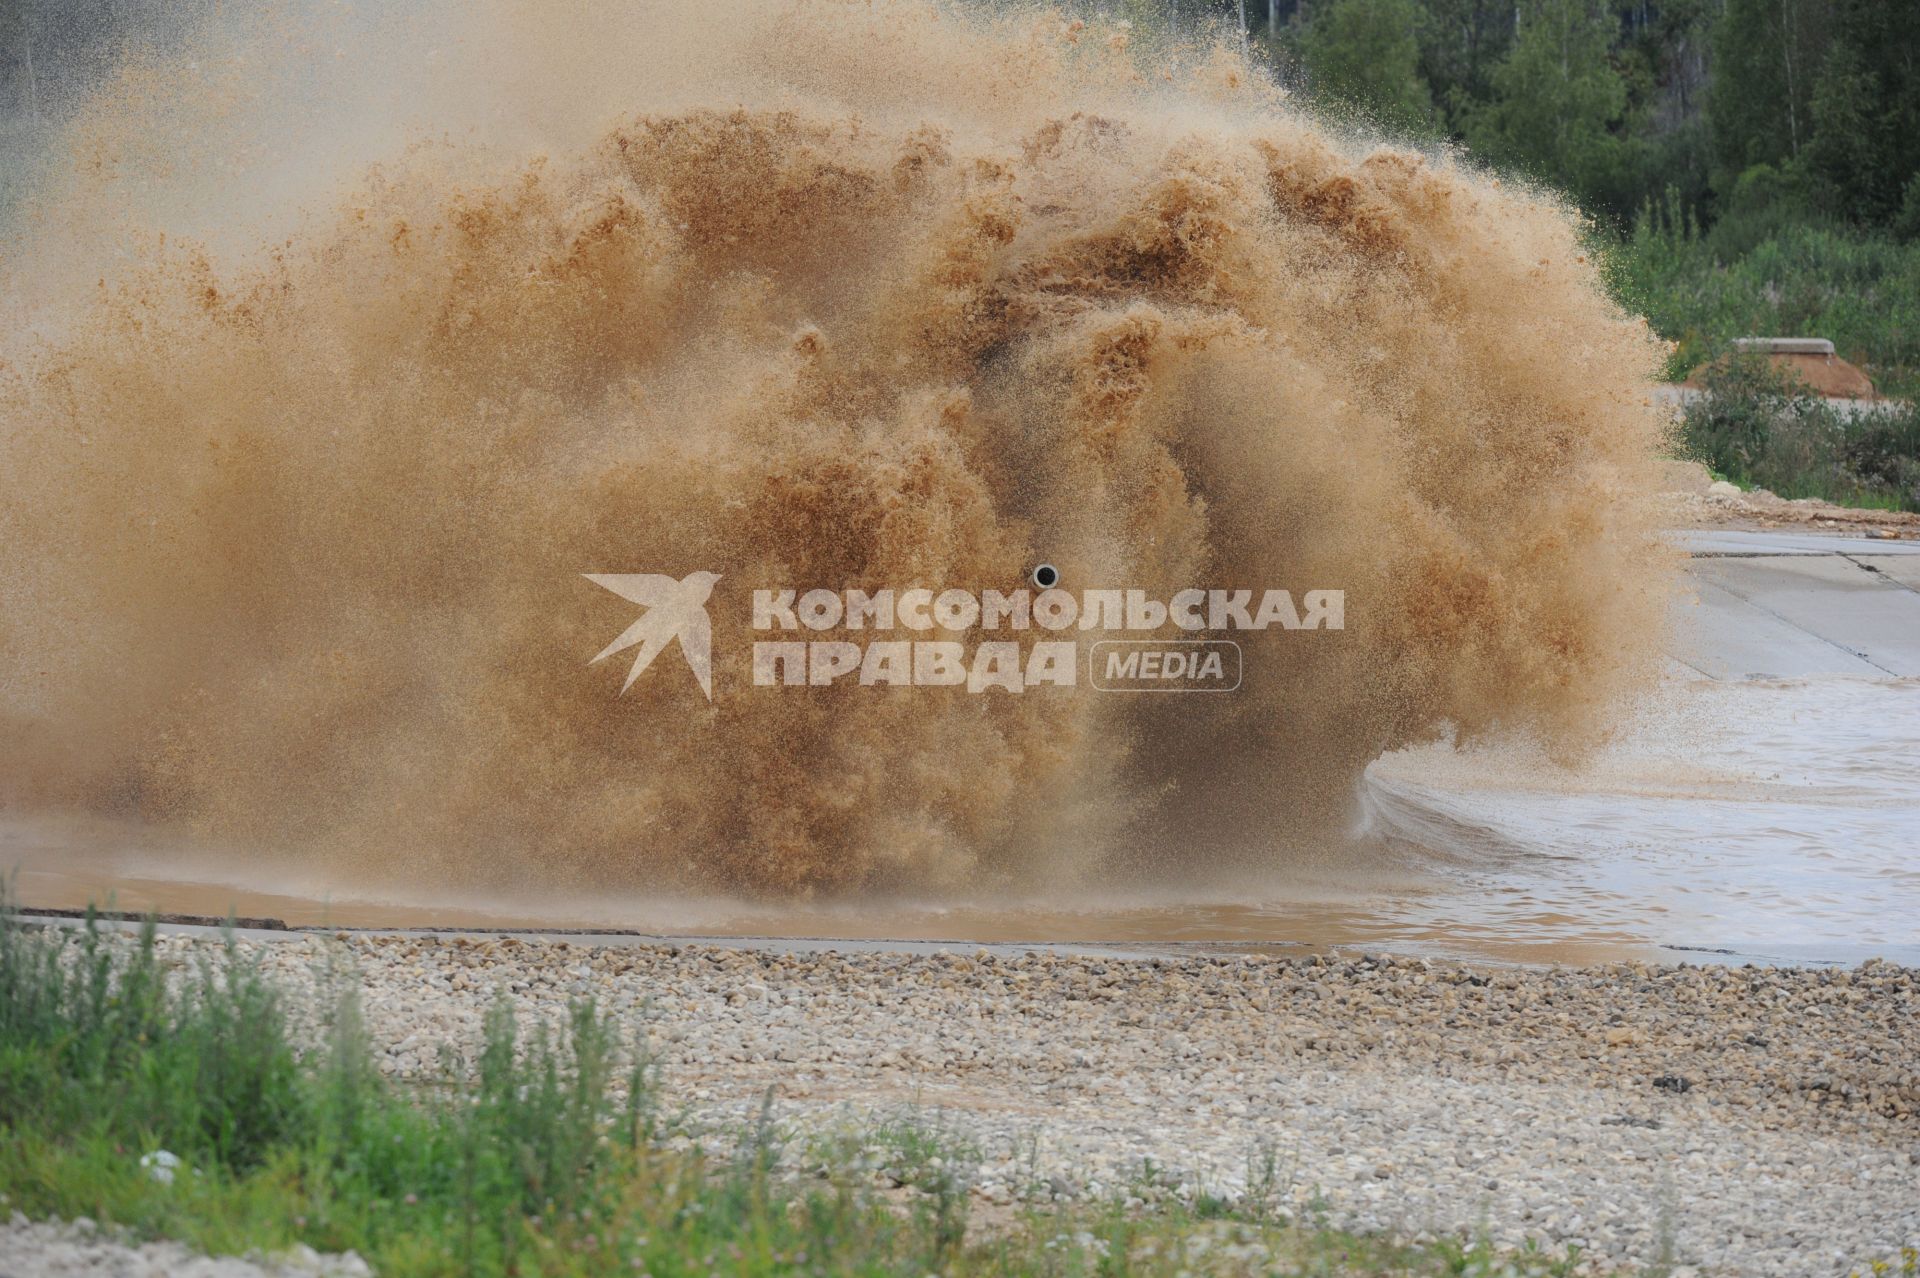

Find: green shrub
[1895,174,1920,244]
[1706,164,1827,259]
[0,897,653,1273]
[1842,405,1920,507]
[1680,353,1920,509]
[0,905,307,1170]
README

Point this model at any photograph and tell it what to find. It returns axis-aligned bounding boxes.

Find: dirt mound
[1683,341,1878,400]
[1669,483,1919,535]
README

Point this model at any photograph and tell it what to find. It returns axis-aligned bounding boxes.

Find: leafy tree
[1297,0,1433,130]
[1464,0,1632,213]
[1805,0,1920,228]
[1412,0,1513,129]
[1609,0,1714,223]
[1806,40,1883,224]
[1708,0,1831,189]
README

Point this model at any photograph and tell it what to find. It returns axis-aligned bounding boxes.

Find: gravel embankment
[0,1215,370,1277]
[32,933,1920,1276]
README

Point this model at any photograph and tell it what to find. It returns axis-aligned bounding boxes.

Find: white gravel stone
[0,1214,370,1277]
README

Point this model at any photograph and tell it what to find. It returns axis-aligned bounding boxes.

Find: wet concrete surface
[1668,529,1920,678]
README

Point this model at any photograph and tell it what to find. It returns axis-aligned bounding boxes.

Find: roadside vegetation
[0,904,1620,1277]
[1609,203,1920,401]
[1256,0,1920,510]
[1667,353,1920,511]
[1605,204,1920,509]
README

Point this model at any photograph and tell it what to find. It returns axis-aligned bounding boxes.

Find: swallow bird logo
[585,571,722,700]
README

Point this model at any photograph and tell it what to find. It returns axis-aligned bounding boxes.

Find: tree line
[1262,0,1920,241]
[8,0,1916,241]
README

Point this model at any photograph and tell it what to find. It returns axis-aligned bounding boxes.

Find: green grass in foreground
[0,898,1822,1277]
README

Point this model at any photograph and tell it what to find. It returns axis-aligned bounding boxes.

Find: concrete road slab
[1675,550,1920,678]
[1858,555,1920,591]
[1670,573,1887,679]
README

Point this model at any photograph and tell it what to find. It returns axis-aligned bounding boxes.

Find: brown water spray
[0,0,1676,897]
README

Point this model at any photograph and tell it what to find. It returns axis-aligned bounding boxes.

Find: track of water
[1,0,1672,900]
[13,548,1918,966]
[6,4,1913,963]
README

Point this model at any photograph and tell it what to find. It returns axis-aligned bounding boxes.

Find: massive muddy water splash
[0,0,1674,897]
